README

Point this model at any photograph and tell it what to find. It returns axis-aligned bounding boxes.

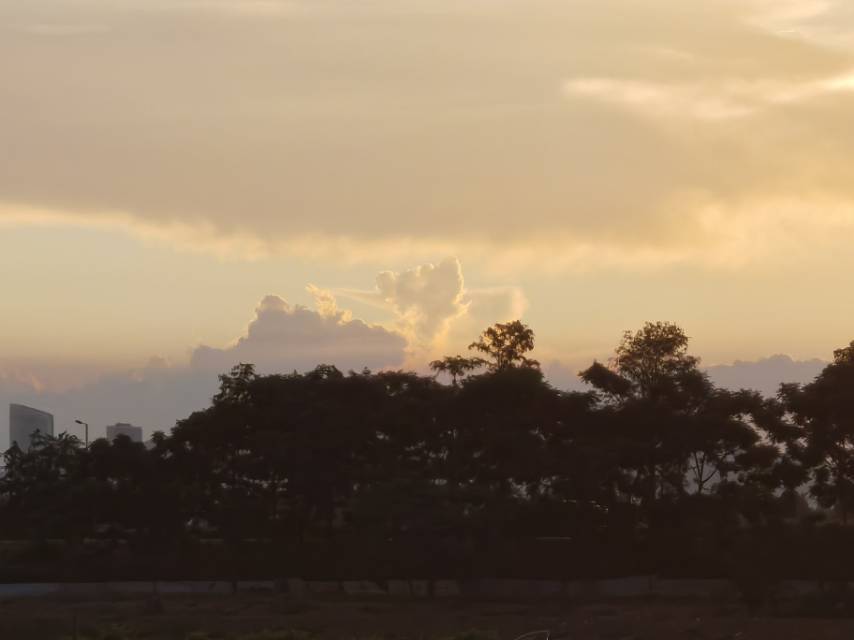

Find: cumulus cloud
[443,285,528,354]
[190,294,406,374]
[0,291,409,448]
[334,257,528,359]
[0,259,523,448]
[306,284,350,320]
[371,258,467,349]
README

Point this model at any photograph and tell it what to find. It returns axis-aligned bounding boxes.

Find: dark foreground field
[3,596,854,640]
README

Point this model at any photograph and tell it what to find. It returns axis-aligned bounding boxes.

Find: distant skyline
[2,0,853,444]
[0,347,829,450]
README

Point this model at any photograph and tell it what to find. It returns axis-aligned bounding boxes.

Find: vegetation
[1,321,853,581]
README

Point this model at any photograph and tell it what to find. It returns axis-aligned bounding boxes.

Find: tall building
[9,404,54,450]
[106,422,143,443]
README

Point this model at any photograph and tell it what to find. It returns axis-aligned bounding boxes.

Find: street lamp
[75,419,89,448]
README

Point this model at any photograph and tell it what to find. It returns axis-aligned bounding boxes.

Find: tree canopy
[0,319,849,581]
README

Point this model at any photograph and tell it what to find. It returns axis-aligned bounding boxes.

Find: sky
[1,0,853,444]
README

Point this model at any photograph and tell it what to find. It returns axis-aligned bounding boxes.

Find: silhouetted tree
[0,432,89,541]
[469,320,539,371]
[213,362,257,405]
[583,321,701,401]
[429,355,484,386]
[782,341,854,523]
[581,322,781,527]
[3,321,853,583]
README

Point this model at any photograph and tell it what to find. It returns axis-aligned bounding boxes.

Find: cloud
[14,24,112,36]
[0,204,273,262]
[706,354,826,397]
[334,257,528,359]
[2,0,854,275]
[167,1,301,15]
[306,284,349,320]
[372,258,467,349]
[443,285,528,354]
[5,199,854,277]
[0,291,408,448]
[749,0,854,49]
[190,294,407,374]
[564,70,854,121]
[464,286,527,327]
[0,370,48,395]
[0,258,524,449]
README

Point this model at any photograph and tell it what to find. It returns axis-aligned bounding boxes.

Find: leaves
[0,320,848,568]
[468,320,540,371]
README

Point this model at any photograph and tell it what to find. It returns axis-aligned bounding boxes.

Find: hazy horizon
[0,342,830,448]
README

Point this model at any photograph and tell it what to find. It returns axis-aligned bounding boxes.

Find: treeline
[2,320,854,581]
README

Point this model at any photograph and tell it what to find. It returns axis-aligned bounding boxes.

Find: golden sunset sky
[2,0,853,439]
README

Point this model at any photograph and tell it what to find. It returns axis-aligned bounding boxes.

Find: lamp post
[75,419,89,448]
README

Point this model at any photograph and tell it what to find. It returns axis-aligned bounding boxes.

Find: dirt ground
[2,595,854,640]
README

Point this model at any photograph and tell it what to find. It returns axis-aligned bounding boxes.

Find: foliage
[429,355,484,386]
[0,319,849,581]
[781,342,854,522]
[468,320,539,371]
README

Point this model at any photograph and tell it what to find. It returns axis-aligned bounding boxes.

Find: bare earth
[1,596,853,640]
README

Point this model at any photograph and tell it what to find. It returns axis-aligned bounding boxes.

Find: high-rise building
[9,404,54,450]
[106,422,143,443]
